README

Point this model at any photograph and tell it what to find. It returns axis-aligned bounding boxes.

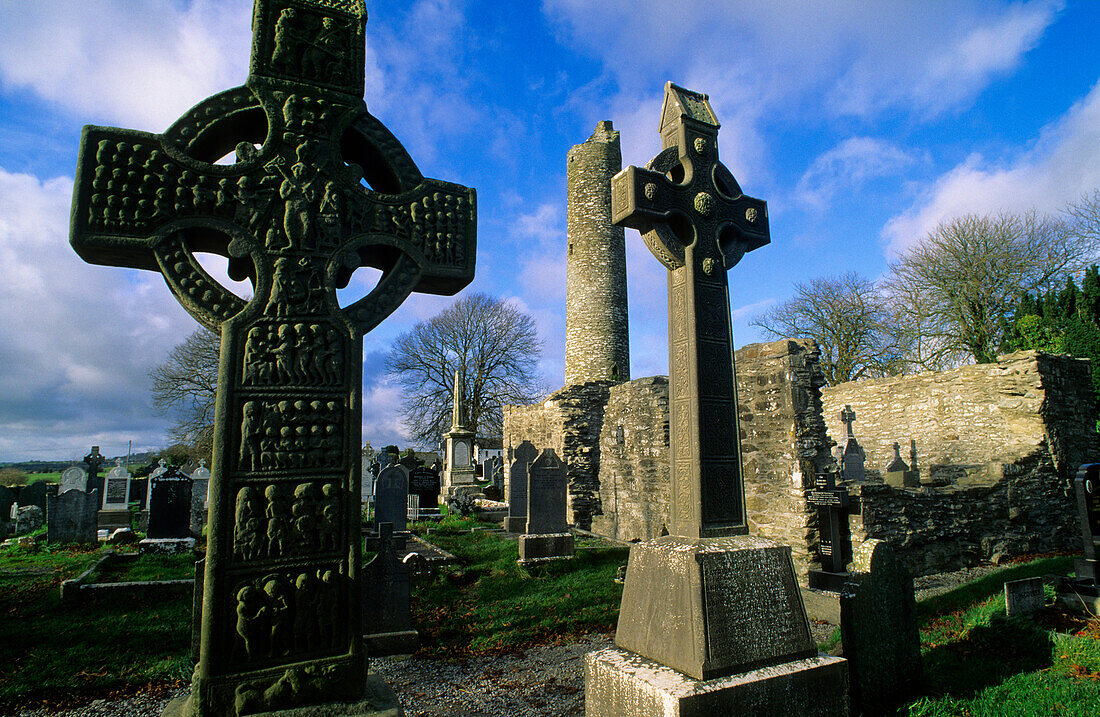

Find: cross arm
[610,165,688,270]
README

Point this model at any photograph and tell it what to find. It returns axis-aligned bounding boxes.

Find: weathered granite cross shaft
[611,82,769,538]
[69,2,475,715]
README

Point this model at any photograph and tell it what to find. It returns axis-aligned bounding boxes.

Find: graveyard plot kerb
[611,82,769,539]
[68,1,476,714]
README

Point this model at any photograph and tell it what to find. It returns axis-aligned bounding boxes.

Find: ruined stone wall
[503,381,613,529]
[822,350,1098,575]
[564,121,629,386]
[736,340,836,579]
[592,377,670,541]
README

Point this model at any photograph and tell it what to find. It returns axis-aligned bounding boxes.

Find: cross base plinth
[162,674,402,717]
[807,569,851,592]
[584,647,848,717]
[614,535,833,682]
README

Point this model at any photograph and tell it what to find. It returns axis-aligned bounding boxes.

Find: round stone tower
[565,120,630,386]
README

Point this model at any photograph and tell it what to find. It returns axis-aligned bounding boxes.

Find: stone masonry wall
[822,350,1098,575]
[736,339,836,580]
[592,377,670,541]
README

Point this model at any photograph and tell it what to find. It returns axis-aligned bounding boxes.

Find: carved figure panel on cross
[611,82,769,539]
[68,2,476,715]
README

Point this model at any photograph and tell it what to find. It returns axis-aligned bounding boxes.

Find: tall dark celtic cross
[69,1,475,715]
[611,82,768,539]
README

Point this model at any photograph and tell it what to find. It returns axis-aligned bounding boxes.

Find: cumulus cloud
[883,78,1100,256]
[0,168,199,460]
[797,137,921,208]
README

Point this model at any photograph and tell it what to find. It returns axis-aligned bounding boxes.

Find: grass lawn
[0,522,1096,714]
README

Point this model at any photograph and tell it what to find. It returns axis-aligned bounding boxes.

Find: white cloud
[797,137,920,208]
[883,78,1100,256]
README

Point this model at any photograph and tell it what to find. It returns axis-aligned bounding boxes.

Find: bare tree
[1065,189,1100,252]
[149,328,220,460]
[752,272,904,385]
[386,293,543,447]
[883,211,1084,364]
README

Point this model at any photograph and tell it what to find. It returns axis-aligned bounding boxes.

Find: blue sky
[1,0,1099,461]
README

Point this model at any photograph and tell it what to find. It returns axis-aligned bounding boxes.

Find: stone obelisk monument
[69,2,476,714]
[584,83,848,716]
[442,370,477,499]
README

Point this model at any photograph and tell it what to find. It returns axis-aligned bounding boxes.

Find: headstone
[442,371,477,497]
[518,449,574,564]
[98,460,131,531]
[884,442,918,488]
[83,445,107,494]
[840,539,921,715]
[1070,463,1100,593]
[409,466,441,506]
[360,453,375,505]
[807,472,853,591]
[68,0,476,712]
[362,522,417,655]
[504,441,537,532]
[47,488,100,544]
[189,460,210,538]
[60,466,88,494]
[147,466,194,539]
[836,405,865,484]
[0,486,15,528]
[586,84,847,716]
[1004,577,1045,617]
[374,465,409,533]
[490,456,504,492]
[13,505,44,535]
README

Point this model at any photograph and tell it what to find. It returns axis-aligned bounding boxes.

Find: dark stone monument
[884,442,918,488]
[374,465,408,533]
[517,449,574,564]
[1067,463,1100,599]
[0,485,15,530]
[68,1,475,713]
[836,405,865,484]
[409,466,441,507]
[839,539,921,715]
[807,472,853,591]
[362,522,418,655]
[504,440,537,533]
[148,466,194,539]
[585,82,848,716]
[1004,576,1045,617]
[47,488,101,545]
[83,445,107,495]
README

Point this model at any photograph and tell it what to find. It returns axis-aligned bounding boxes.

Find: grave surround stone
[68,0,476,713]
[839,539,921,714]
[47,488,100,545]
[518,449,574,564]
[585,82,847,716]
[504,441,537,532]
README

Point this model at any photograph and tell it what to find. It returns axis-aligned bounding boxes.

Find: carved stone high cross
[612,82,768,539]
[69,2,475,715]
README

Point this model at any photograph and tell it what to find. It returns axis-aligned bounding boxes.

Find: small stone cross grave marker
[68,1,476,713]
[807,471,853,591]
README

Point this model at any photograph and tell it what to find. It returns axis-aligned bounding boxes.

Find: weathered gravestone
[13,505,44,535]
[47,488,100,545]
[836,405,865,484]
[840,539,921,715]
[362,522,418,655]
[60,466,88,494]
[190,460,210,537]
[807,471,853,591]
[504,441,538,532]
[1060,463,1100,612]
[518,449,574,564]
[374,465,408,533]
[409,466,440,508]
[68,1,476,713]
[1005,577,1045,617]
[585,83,848,716]
[148,466,194,539]
[83,445,107,494]
[98,460,132,531]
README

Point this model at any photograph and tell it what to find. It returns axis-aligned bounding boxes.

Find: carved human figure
[236,585,268,660]
[265,578,293,657]
[292,483,317,551]
[317,569,338,647]
[294,572,317,652]
[240,401,263,471]
[272,8,298,70]
[319,483,339,550]
[234,487,261,561]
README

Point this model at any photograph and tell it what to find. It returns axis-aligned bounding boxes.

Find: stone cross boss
[69,1,475,715]
[611,82,769,538]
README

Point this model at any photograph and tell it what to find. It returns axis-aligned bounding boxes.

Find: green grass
[0,542,192,709]
[411,514,628,656]
[88,553,198,583]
